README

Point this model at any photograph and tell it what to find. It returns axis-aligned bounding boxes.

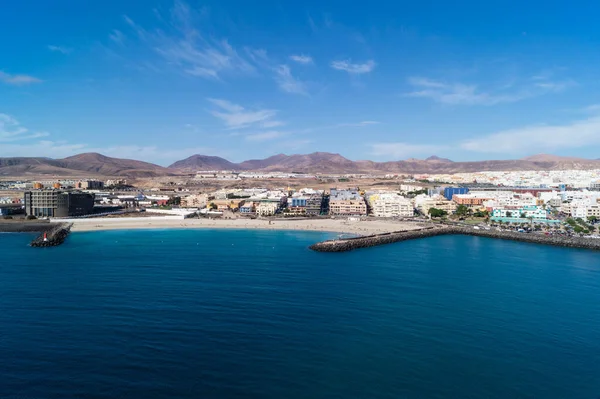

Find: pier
[309,226,600,252]
[30,223,72,248]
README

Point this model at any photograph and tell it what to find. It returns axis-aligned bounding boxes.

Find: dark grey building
[24,191,95,218]
[306,194,327,216]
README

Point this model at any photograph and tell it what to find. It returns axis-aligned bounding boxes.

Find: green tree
[588,216,598,223]
[506,211,512,218]
[428,208,448,218]
[455,204,469,217]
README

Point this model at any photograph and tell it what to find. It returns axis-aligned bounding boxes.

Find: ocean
[1,229,599,398]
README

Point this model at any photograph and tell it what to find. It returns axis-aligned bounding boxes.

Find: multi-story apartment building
[24,190,95,218]
[366,193,413,217]
[256,202,278,216]
[181,194,209,208]
[417,198,457,215]
[239,202,257,214]
[452,194,491,207]
[105,179,127,187]
[306,194,326,216]
[491,205,548,220]
[73,180,104,190]
[329,189,367,216]
[287,193,326,216]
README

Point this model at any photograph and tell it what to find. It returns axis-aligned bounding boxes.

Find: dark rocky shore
[310,226,600,252]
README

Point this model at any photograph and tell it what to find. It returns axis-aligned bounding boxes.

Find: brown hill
[168,155,238,171]
[3,152,600,177]
[0,153,170,177]
[57,153,169,177]
[238,152,359,172]
[169,152,600,174]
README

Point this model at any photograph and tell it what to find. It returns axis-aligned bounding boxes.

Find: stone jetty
[30,223,72,248]
[310,226,600,252]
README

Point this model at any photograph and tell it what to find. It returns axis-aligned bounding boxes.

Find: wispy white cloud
[290,54,313,64]
[0,71,42,85]
[123,15,148,40]
[460,114,600,154]
[121,2,255,80]
[261,120,285,128]
[245,131,288,141]
[274,65,308,95]
[337,121,380,128]
[207,98,282,129]
[533,80,575,91]
[47,45,72,54]
[0,114,49,142]
[370,142,446,159]
[406,75,574,106]
[330,59,376,74]
[109,29,125,45]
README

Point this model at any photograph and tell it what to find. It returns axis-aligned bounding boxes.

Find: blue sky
[2,0,600,165]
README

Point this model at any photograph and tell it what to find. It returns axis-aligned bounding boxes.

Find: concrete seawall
[30,223,72,248]
[0,221,52,233]
[309,226,600,252]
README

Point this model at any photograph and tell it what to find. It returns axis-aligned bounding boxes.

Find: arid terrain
[2,152,600,180]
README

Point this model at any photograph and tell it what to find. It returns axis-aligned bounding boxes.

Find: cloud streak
[330,59,376,74]
[274,65,308,95]
[0,71,41,85]
[245,131,288,141]
[109,29,125,45]
[406,76,574,106]
[207,98,282,129]
[460,115,600,154]
[48,45,72,54]
[122,2,256,80]
[0,114,49,142]
[289,54,313,64]
[338,121,380,128]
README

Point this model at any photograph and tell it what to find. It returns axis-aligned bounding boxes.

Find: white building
[256,202,278,216]
[366,192,413,217]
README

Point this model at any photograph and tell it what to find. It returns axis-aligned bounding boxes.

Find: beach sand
[68,217,426,236]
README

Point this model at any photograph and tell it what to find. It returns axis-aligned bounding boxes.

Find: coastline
[65,217,426,236]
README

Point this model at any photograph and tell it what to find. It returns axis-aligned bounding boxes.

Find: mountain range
[1,152,600,178]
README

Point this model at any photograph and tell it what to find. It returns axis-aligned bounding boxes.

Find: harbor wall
[309,226,600,252]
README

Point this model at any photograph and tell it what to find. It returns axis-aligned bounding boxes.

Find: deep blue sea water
[1,229,600,399]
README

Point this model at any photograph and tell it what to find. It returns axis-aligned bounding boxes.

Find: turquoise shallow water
[1,229,600,398]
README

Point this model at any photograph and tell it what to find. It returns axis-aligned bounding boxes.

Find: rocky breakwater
[310,225,600,252]
[452,226,600,250]
[30,223,72,248]
[309,226,449,252]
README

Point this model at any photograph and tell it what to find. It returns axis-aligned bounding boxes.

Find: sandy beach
[67,217,427,236]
